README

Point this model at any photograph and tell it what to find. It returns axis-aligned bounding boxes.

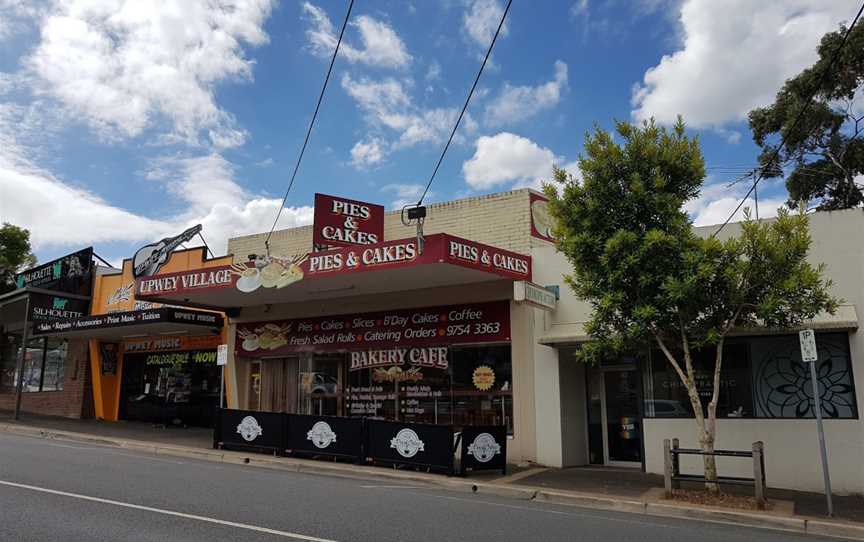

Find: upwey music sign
[312,194,384,249]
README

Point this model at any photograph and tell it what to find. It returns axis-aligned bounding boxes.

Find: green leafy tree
[545,119,838,489]
[0,223,37,294]
[748,22,864,210]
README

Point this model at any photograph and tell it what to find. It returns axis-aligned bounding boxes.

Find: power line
[415,0,513,206]
[264,0,354,254]
[711,1,864,237]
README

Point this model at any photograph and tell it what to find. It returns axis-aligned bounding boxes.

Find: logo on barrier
[306,421,337,449]
[236,416,263,442]
[467,433,501,463]
[390,428,425,458]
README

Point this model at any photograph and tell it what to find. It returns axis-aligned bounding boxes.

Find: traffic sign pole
[809,358,834,517]
[800,329,833,517]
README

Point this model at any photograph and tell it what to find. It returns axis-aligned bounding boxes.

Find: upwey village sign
[312,193,384,249]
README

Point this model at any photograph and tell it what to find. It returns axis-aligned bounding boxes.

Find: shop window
[299,354,344,416]
[644,342,752,418]
[643,333,858,419]
[0,337,68,393]
[345,345,514,434]
[41,338,67,392]
[751,333,857,419]
[0,332,20,390]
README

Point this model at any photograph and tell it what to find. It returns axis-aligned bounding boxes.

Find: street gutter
[0,422,861,541]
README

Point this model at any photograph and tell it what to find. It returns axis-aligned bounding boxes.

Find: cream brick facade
[228,190,535,262]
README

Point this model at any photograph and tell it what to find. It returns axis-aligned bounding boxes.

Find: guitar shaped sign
[132,225,203,278]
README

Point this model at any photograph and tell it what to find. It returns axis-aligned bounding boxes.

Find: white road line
[0,479,338,542]
[359,485,426,489]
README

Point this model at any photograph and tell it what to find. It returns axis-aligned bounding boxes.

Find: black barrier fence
[214,408,286,455]
[460,425,507,475]
[212,409,505,476]
[286,414,364,461]
[365,420,457,475]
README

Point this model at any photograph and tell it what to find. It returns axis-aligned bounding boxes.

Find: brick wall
[228,189,534,262]
[0,339,91,418]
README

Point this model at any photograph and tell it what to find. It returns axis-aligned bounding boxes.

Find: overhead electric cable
[711,1,863,237]
[415,0,513,206]
[263,0,354,254]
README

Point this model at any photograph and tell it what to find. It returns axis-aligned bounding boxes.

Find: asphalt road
[0,432,838,542]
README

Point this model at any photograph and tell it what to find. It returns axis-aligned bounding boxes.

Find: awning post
[14,295,31,420]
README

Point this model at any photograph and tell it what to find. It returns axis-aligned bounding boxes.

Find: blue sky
[0,0,858,265]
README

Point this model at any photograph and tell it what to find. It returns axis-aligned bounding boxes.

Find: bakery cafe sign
[312,193,385,249]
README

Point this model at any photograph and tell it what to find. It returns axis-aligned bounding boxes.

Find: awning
[134,233,531,311]
[31,307,224,341]
[538,305,859,347]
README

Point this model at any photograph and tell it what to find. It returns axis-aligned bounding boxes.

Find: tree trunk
[700,430,719,492]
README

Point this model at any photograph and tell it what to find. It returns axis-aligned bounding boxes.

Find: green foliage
[0,223,36,294]
[544,119,838,366]
[748,22,864,210]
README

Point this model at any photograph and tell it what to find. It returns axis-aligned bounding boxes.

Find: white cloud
[350,138,386,169]
[463,132,560,190]
[25,0,274,147]
[425,61,442,81]
[570,0,589,18]
[684,181,786,227]
[254,157,274,167]
[484,61,568,126]
[463,0,509,48]
[632,0,857,128]
[381,183,429,209]
[341,73,477,150]
[302,2,411,68]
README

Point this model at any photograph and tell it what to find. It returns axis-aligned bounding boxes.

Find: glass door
[586,366,643,466]
[603,369,642,465]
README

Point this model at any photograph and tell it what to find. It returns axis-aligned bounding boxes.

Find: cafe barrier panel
[286,414,365,461]
[459,425,507,475]
[214,408,287,455]
[365,420,457,475]
[212,409,505,476]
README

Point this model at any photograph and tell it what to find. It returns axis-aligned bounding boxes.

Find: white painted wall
[644,418,864,494]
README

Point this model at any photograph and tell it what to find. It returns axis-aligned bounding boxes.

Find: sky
[0,0,859,266]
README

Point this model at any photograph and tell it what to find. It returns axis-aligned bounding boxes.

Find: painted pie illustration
[260,260,286,288]
[531,199,553,239]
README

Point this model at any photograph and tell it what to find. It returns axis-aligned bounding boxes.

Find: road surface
[0,432,833,541]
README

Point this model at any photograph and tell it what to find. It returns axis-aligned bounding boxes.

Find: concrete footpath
[0,419,861,541]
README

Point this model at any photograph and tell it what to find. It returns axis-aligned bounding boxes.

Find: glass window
[0,332,20,390]
[299,354,344,416]
[449,346,513,434]
[644,333,858,419]
[645,342,751,418]
[41,338,66,392]
[751,332,857,419]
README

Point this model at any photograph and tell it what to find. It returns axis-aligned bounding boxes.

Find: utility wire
[711,1,864,237]
[197,232,215,258]
[416,0,513,206]
[264,0,354,254]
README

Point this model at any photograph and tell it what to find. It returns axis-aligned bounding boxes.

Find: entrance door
[587,367,643,466]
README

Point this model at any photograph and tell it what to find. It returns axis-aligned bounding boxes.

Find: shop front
[0,248,95,418]
[234,301,514,433]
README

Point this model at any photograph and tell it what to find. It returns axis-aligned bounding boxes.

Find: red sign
[136,234,531,298]
[235,301,510,356]
[530,192,554,242]
[312,193,385,249]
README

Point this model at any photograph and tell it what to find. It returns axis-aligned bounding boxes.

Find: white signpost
[217,344,228,408]
[799,329,833,517]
